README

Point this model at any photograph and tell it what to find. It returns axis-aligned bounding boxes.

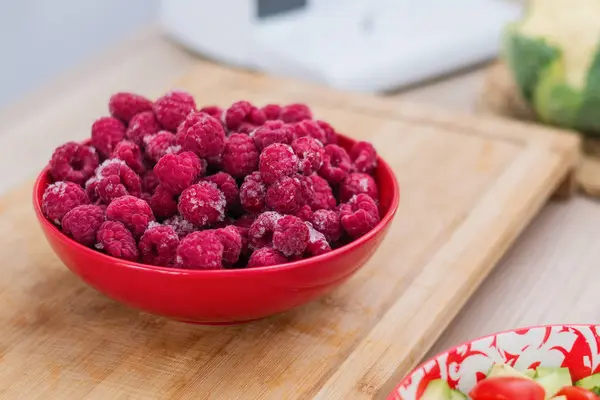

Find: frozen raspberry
[294,204,313,222]
[214,226,242,266]
[85,177,100,204]
[273,215,309,257]
[141,170,160,194]
[106,195,155,238]
[222,133,259,178]
[339,172,378,203]
[306,175,336,210]
[266,176,304,214]
[95,159,142,203]
[311,209,342,242]
[61,204,105,247]
[316,120,337,145]
[263,120,285,129]
[203,172,240,213]
[124,111,160,146]
[112,140,145,175]
[138,224,179,266]
[350,141,377,174]
[154,90,196,131]
[235,213,256,229]
[178,182,226,227]
[261,104,282,120]
[199,105,223,120]
[280,103,312,123]
[49,142,99,186]
[175,111,226,158]
[143,131,175,162]
[259,143,299,185]
[305,222,331,256]
[154,151,204,194]
[248,211,282,250]
[148,185,178,220]
[163,215,197,239]
[252,124,293,151]
[248,247,287,268]
[224,101,266,132]
[175,230,223,270]
[339,194,380,238]
[109,92,153,123]
[91,117,126,158]
[239,172,267,213]
[96,221,139,261]
[291,136,324,175]
[233,214,255,255]
[289,120,327,144]
[319,144,352,185]
[236,123,258,134]
[42,181,90,225]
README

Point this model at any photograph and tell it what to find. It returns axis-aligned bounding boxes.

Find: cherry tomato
[469,376,545,400]
[556,386,600,400]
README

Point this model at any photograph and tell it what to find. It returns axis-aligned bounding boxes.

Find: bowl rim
[33,139,400,276]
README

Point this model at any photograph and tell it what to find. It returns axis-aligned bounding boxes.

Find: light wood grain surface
[0,26,597,397]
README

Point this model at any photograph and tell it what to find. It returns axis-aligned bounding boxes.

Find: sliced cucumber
[421,379,451,400]
[534,367,572,399]
[524,369,537,379]
[488,363,532,379]
[449,389,467,400]
[575,372,600,391]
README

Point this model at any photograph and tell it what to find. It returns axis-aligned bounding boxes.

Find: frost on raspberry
[306,174,336,210]
[106,195,155,238]
[163,215,197,239]
[154,151,204,194]
[143,131,176,163]
[125,111,161,146]
[112,140,145,175]
[199,105,223,120]
[291,136,324,175]
[94,159,142,203]
[239,172,267,214]
[224,101,266,132]
[319,144,352,185]
[280,103,312,123]
[259,143,299,185]
[316,120,338,145]
[149,185,178,220]
[294,205,313,222]
[203,172,240,214]
[222,133,259,178]
[139,224,179,266]
[305,222,331,256]
[96,220,139,261]
[154,90,197,131]
[175,230,224,270]
[49,142,99,186]
[109,92,153,123]
[251,123,293,151]
[266,176,305,214]
[91,116,126,158]
[339,172,378,203]
[272,215,309,257]
[42,181,90,225]
[311,209,342,242]
[247,247,287,268]
[289,120,327,144]
[261,104,282,121]
[175,111,226,159]
[214,226,242,266]
[350,141,377,174]
[61,204,105,247]
[339,194,380,238]
[248,211,283,250]
[178,181,226,228]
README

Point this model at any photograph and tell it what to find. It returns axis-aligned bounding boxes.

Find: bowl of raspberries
[33,90,399,324]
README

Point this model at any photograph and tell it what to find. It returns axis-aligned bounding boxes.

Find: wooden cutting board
[0,62,579,400]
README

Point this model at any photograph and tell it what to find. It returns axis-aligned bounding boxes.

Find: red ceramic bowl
[33,135,399,324]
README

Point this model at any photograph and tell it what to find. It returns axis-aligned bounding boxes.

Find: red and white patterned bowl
[389,324,600,400]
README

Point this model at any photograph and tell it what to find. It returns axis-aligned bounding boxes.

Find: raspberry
[224,101,266,132]
[95,159,142,203]
[319,144,352,185]
[294,204,313,222]
[203,172,239,213]
[154,151,204,194]
[141,170,160,194]
[239,172,267,213]
[305,222,331,256]
[339,194,380,238]
[339,172,378,203]
[61,204,105,246]
[289,120,327,144]
[175,111,226,158]
[124,111,160,146]
[91,117,126,158]
[263,120,285,130]
[106,195,155,238]
[154,90,197,131]
[222,133,259,178]
[148,185,178,220]
[291,136,324,175]
[214,226,242,266]
[138,224,179,266]
[236,123,258,134]
[175,230,223,270]
[350,141,377,174]
[248,211,282,250]
[143,131,176,162]
[96,221,139,261]
[178,182,226,227]
[112,140,145,175]
[108,92,153,123]
[199,105,223,120]
[235,213,256,229]
[280,103,312,123]
[311,209,342,242]
[233,214,255,255]
[42,181,90,225]
[261,104,282,121]
[259,143,299,185]
[306,174,336,210]
[272,215,309,257]
[266,176,304,214]
[316,120,338,145]
[247,247,287,268]
[252,124,293,151]
[49,142,99,186]
[163,215,197,239]
[85,177,100,204]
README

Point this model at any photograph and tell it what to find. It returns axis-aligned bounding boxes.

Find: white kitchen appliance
[159,0,522,93]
